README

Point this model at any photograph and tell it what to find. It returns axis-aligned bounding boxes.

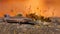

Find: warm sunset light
[1,0,60,34]
[0,0,60,17]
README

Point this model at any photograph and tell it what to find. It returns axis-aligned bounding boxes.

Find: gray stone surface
[0,22,60,34]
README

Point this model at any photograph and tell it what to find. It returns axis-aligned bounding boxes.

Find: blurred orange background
[0,0,60,17]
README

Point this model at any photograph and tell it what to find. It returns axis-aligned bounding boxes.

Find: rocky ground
[0,22,60,34]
